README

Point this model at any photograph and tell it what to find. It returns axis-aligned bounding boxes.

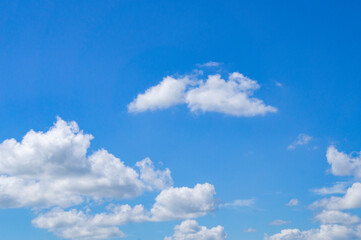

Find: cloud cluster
[33,183,217,239]
[0,117,172,208]
[164,220,227,240]
[128,72,277,117]
[265,224,361,240]
[267,146,361,240]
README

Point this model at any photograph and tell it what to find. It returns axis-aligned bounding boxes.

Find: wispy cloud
[270,219,289,225]
[197,61,221,68]
[312,182,348,195]
[219,198,255,208]
[287,134,313,150]
[286,198,299,207]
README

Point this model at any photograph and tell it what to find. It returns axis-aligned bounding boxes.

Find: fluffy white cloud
[286,199,299,207]
[32,205,149,240]
[0,117,172,208]
[151,183,216,221]
[128,72,277,117]
[164,220,227,240]
[185,73,276,116]
[326,146,361,177]
[315,210,360,225]
[128,76,191,112]
[311,182,361,210]
[265,224,361,240]
[32,183,217,239]
[287,134,313,150]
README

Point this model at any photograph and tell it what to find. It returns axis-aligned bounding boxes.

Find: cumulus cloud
[326,146,361,178]
[0,117,172,208]
[314,210,360,225]
[33,205,149,240]
[128,72,277,117]
[286,199,299,207]
[32,183,217,239]
[128,76,191,112]
[287,134,313,150]
[311,182,361,210]
[151,183,216,221]
[265,224,361,240]
[164,220,227,240]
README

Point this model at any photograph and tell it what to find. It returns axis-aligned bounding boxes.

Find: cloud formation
[286,198,299,207]
[0,117,224,240]
[128,72,277,117]
[326,146,361,178]
[33,183,217,239]
[287,134,313,150]
[164,220,227,240]
[0,117,172,208]
[265,224,361,240]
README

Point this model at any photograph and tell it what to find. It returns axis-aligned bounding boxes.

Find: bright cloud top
[164,220,227,240]
[0,117,173,208]
[128,72,277,117]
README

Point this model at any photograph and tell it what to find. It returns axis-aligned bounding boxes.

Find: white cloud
[219,198,255,208]
[128,76,191,112]
[270,219,289,225]
[311,182,361,210]
[197,61,221,68]
[151,183,216,221]
[32,183,217,239]
[312,182,348,195]
[164,220,227,240]
[0,117,173,208]
[326,146,361,178]
[32,205,149,240]
[286,199,299,207]
[244,228,257,232]
[265,224,361,240]
[128,72,277,117]
[287,134,313,150]
[314,210,360,225]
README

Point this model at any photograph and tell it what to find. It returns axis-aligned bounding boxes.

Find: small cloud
[220,199,255,208]
[244,228,256,232]
[275,81,283,87]
[311,182,348,195]
[287,134,313,150]
[286,198,299,207]
[197,61,221,68]
[270,219,289,225]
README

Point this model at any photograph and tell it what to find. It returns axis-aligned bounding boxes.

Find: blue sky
[1,1,361,239]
